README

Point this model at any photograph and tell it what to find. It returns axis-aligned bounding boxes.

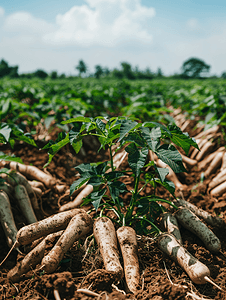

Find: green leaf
[72,138,83,154]
[126,144,148,177]
[0,124,12,142]
[156,144,186,173]
[140,127,161,152]
[0,178,5,184]
[44,133,69,167]
[94,161,109,175]
[105,171,124,181]
[75,163,95,175]
[68,123,84,153]
[99,130,120,150]
[124,131,145,147]
[2,99,11,115]
[156,166,169,182]
[0,154,23,164]
[75,161,108,177]
[61,116,92,124]
[88,176,104,186]
[168,125,199,155]
[155,178,175,195]
[118,119,138,142]
[137,198,162,221]
[70,177,90,195]
[44,116,55,129]
[108,181,128,202]
[69,123,82,141]
[143,122,171,136]
[0,168,10,174]
[91,188,106,210]
[95,119,106,133]
[11,128,37,147]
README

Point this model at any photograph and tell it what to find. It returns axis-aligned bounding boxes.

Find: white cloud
[187,18,199,31]
[3,11,55,35]
[0,6,4,17]
[43,0,155,46]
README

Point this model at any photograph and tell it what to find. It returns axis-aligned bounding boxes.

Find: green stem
[143,197,178,210]
[80,133,103,138]
[136,217,161,234]
[122,215,125,227]
[125,173,140,224]
[100,214,122,226]
[138,180,148,194]
[109,145,114,171]
[133,174,140,201]
[110,207,121,221]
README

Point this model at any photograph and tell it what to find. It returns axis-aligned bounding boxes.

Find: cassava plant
[43,116,198,234]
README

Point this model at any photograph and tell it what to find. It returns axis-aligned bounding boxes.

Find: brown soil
[1,121,226,300]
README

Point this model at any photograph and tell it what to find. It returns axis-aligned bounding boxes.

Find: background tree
[103,67,110,76]
[50,71,58,79]
[59,73,66,79]
[76,60,87,77]
[94,65,104,79]
[157,67,163,77]
[112,68,124,79]
[221,72,226,79]
[141,67,154,80]
[121,62,135,79]
[0,59,19,78]
[181,57,210,78]
[0,59,10,77]
[34,69,48,79]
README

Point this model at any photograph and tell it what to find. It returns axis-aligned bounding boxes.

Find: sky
[0,0,226,76]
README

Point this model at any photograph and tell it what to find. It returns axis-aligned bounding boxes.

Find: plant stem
[109,145,114,171]
[136,217,161,234]
[134,174,140,201]
[144,197,178,210]
[125,173,141,224]
[138,180,148,194]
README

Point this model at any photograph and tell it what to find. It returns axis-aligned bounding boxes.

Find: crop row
[1,77,226,135]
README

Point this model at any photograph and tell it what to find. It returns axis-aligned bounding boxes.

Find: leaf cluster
[43,116,197,234]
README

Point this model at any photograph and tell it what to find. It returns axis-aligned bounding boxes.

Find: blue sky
[0,0,226,76]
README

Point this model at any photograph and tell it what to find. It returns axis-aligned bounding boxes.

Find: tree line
[0,57,226,80]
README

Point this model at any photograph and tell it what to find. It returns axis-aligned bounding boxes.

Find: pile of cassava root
[1,112,226,298]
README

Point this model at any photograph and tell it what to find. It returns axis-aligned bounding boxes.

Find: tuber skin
[179,153,197,169]
[2,171,40,211]
[160,212,183,244]
[93,217,124,282]
[174,198,224,228]
[41,212,93,273]
[157,232,211,285]
[210,181,226,197]
[204,151,223,178]
[155,158,187,191]
[194,125,220,139]
[0,191,18,248]
[16,208,85,246]
[175,207,221,253]
[7,231,63,282]
[116,226,140,294]
[59,184,93,212]
[14,184,38,224]
[195,141,215,162]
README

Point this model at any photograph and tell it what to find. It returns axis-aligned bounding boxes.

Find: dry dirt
[0,121,226,300]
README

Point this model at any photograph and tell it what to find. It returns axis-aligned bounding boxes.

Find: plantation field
[1,77,226,300]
